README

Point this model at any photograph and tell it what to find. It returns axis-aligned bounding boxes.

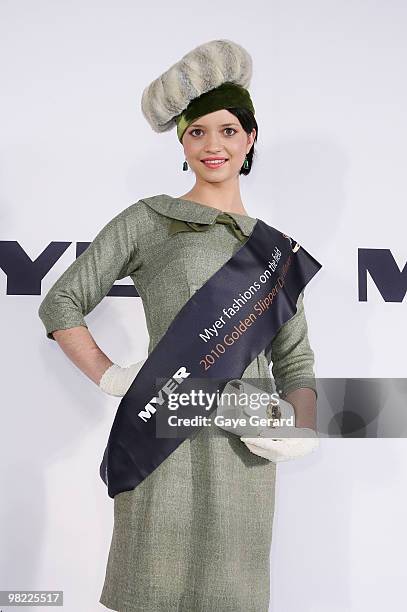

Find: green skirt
[99,357,277,612]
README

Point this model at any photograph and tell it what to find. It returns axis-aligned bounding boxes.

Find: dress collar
[139,194,257,237]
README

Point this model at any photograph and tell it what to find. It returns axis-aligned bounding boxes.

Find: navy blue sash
[99,218,322,498]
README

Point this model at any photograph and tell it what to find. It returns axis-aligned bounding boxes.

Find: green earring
[182,160,188,171]
[243,156,249,170]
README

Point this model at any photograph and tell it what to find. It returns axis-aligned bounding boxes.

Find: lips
[201,157,228,161]
[201,158,228,168]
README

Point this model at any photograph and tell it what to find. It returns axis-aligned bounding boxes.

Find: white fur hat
[141,39,253,134]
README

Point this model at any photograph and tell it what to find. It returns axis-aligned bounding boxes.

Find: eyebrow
[189,123,240,128]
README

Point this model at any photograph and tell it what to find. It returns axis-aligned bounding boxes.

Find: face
[181,109,256,183]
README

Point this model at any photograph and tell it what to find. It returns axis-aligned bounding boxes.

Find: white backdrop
[1,1,406,611]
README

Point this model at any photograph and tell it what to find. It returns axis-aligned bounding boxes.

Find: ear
[246,128,256,152]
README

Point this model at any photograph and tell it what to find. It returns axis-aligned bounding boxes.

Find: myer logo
[358,249,407,302]
[138,366,191,422]
[0,241,138,297]
[1,242,405,303]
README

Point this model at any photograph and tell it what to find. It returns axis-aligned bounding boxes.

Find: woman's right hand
[98,358,147,397]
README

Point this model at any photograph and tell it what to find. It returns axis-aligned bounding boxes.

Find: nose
[204,131,222,152]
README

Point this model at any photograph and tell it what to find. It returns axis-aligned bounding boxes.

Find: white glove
[241,427,319,463]
[98,359,146,397]
[240,397,320,462]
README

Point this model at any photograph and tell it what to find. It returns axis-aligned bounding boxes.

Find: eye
[188,127,238,137]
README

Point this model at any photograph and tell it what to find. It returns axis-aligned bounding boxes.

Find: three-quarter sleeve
[265,291,318,400]
[38,207,141,340]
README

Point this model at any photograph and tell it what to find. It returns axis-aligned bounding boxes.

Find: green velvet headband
[175,81,255,143]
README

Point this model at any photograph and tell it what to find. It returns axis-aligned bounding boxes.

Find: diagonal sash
[99,218,322,498]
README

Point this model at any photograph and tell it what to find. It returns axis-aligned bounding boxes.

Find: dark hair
[227,107,258,176]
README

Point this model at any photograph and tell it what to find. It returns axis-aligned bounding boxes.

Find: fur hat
[141,39,253,135]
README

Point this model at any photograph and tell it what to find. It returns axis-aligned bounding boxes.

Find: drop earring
[182,160,188,171]
[243,156,249,170]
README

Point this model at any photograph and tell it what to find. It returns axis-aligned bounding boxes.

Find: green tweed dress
[38,194,317,612]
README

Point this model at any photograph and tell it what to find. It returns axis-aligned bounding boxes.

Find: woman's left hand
[240,426,319,462]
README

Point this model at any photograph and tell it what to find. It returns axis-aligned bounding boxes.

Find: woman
[38,39,319,612]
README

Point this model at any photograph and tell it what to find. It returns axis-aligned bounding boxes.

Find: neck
[178,181,249,216]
